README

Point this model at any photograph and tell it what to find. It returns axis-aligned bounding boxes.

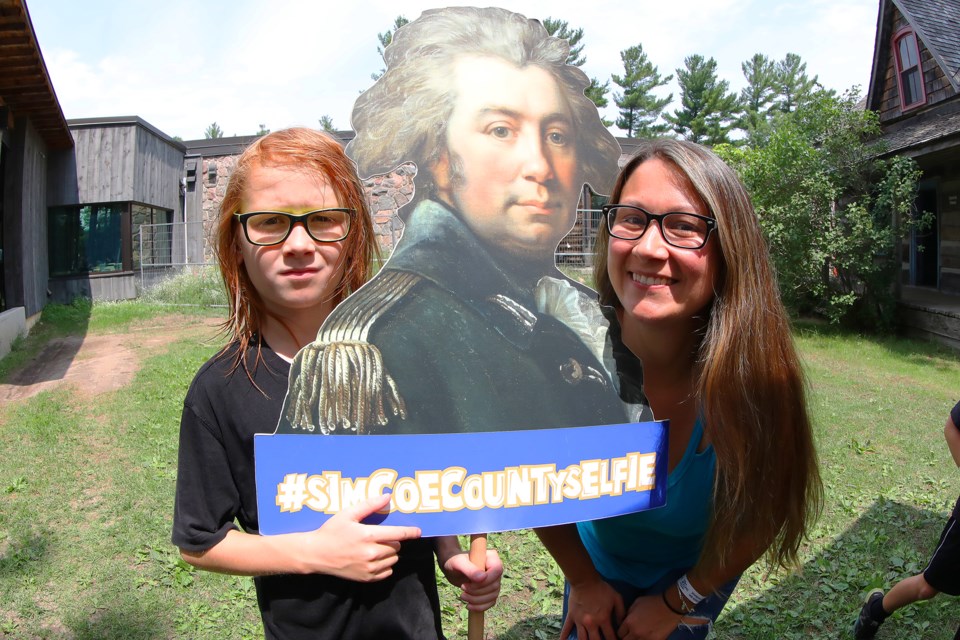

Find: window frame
[47,201,172,278]
[892,27,926,112]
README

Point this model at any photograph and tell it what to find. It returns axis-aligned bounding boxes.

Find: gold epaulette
[283,271,421,434]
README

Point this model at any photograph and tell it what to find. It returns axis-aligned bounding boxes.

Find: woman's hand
[560,576,624,640]
[615,593,705,640]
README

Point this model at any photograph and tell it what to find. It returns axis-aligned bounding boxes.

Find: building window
[893,29,925,110]
[49,204,124,276]
[48,202,173,276]
[131,204,173,269]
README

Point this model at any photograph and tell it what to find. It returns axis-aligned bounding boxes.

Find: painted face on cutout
[431,55,581,260]
[608,158,720,328]
[236,162,346,324]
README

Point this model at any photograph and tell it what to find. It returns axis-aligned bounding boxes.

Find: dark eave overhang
[0,0,72,150]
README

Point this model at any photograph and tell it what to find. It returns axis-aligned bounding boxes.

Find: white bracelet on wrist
[677,574,706,607]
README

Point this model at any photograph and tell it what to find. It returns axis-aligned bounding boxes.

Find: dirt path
[0,315,222,404]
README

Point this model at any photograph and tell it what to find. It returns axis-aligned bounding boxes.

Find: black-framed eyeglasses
[602,204,717,250]
[234,209,353,246]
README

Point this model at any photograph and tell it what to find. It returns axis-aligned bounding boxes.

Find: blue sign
[255,421,668,536]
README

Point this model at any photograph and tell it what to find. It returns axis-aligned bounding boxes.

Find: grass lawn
[1,304,958,638]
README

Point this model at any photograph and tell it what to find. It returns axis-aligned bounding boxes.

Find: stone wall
[200,155,237,263]
[364,162,415,253]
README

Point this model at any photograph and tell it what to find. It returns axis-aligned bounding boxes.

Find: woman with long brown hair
[539,139,822,639]
[171,127,500,639]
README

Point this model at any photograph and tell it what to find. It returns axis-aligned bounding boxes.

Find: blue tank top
[577,417,715,587]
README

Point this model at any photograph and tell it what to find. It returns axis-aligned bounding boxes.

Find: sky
[26,0,881,141]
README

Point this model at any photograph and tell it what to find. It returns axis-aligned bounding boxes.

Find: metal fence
[555,208,602,284]
[137,220,213,292]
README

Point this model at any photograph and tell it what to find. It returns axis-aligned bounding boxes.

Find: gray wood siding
[47,146,80,206]
[133,127,183,212]
[48,272,136,304]
[8,119,50,317]
[70,125,137,203]
[52,123,184,211]
[938,175,960,293]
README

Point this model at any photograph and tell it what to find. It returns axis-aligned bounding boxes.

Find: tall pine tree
[371,16,409,81]
[775,53,819,113]
[543,17,609,116]
[542,17,586,66]
[612,44,673,138]
[737,53,778,140]
[665,54,738,146]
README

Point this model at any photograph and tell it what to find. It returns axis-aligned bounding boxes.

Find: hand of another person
[560,576,624,640]
[438,547,503,612]
[616,593,696,640]
[298,492,421,582]
[435,536,503,612]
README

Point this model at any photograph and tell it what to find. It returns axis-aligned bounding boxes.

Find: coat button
[560,358,583,384]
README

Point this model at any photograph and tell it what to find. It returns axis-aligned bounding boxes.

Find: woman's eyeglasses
[602,204,716,250]
[234,209,353,246]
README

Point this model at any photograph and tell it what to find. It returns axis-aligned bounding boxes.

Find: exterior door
[911,185,939,288]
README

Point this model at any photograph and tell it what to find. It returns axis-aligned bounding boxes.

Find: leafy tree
[318,115,336,133]
[665,55,738,145]
[611,44,673,138]
[371,16,409,81]
[203,122,223,139]
[775,53,819,113]
[716,90,926,329]
[256,124,270,136]
[542,17,608,114]
[736,53,778,142]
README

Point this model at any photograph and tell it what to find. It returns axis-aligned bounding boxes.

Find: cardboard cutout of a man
[278,6,650,436]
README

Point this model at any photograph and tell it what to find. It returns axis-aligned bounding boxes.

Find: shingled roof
[0,0,71,149]
[879,105,960,156]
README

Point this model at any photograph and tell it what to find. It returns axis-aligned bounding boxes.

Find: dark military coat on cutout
[279,199,643,435]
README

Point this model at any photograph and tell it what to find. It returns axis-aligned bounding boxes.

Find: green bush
[717,90,927,331]
[142,267,227,307]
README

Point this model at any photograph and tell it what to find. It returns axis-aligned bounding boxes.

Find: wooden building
[0,0,72,357]
[0,0,185,359]
[48,117,185,303]
[866,0,960,346]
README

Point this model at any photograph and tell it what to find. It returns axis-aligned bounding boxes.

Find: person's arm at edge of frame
[180,493,421,582]
[615,534,768,640]
[945,413,960,468]
[536,524,625,640]
[434,536,504,612]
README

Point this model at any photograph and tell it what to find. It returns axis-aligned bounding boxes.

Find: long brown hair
[595,139,822,573]
[215,127,378,379]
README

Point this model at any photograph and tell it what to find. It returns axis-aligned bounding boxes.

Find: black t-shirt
[172,340,443,640]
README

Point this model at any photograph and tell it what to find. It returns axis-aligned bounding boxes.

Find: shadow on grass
[485,499,956,639]
[0,298,92,385]
[67,603,166,640]
[794,318,960,365]
[496,613,562,639]
[0,529,49,579]
[719,498,958,639]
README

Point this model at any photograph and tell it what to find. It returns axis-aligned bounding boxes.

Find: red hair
[215,127,378,380]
